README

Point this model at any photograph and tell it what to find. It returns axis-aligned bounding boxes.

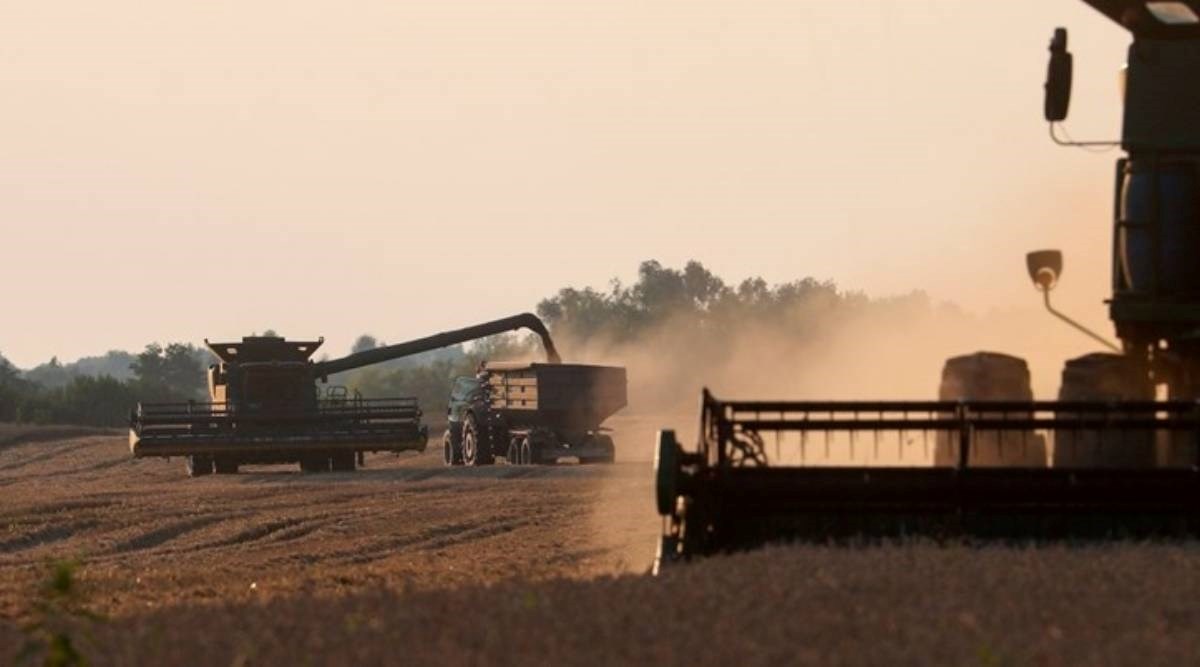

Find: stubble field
[2,424,1199,665]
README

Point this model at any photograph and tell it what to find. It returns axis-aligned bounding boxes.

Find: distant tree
[25,357,73,390]
[49,375,137,426]
[351,335,379,354]
[130,343,205,401]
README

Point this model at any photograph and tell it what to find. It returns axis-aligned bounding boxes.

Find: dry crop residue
[0,431,657,621]
[4,429,1200,665]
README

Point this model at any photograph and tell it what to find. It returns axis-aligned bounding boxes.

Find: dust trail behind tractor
[654,390,1200,568]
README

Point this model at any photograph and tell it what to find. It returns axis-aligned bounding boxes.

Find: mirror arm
[1040,288,1122,352]
[1048,122,1120,149]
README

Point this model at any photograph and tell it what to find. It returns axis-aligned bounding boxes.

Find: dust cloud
[554,297,1108,462]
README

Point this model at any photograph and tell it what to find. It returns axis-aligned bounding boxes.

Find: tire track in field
[111,516,229,554]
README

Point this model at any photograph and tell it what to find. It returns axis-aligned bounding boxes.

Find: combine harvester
[130,313,572,476]
[654,0,1200,569]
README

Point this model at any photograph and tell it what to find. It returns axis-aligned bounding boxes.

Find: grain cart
[129,313,561,476]
[443,362,627,466]
[653,0,1200,570]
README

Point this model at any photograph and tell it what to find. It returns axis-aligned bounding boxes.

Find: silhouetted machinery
[654,0,1200,570]
[129,313,562,476]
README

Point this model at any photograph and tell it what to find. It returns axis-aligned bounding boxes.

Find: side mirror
[1026,249,1063,291]
[1044,28,1073,122]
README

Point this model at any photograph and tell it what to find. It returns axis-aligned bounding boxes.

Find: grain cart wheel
[933,352,1046,467]
[186,454,214,477]
[461,414,494,466]
[581,434,616,464]
[213,457,239,475]
[1054,352,1155,468]
[331,451,356,472]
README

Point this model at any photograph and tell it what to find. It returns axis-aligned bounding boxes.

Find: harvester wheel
[654,430,680,516]
[299,456,330,474]
[186,455,213,477]
[331,451,356,472]
[461,414,493,466]
[1054,353,1155,468]
[933,352,1046,467]
[213,457,239,475]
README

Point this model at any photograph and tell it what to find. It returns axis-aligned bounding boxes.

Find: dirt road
[0,429,659,620]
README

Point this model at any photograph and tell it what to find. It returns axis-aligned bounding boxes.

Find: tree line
[0,344,207,427]
[1,259,931,427]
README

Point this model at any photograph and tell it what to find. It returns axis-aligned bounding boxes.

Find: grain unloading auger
[654,0,1200,569]
[130,313,561,476]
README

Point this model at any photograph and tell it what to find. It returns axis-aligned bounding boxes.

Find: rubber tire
[299,456,330,474]
[213,457,239,475]
[519,437,533,466]
[1054,352,1154,468]
[442,431,462,466]
[654,430,679,516]
[461,414,493,466]
[186,454,213,477]
[933,351,1045,467]
[581,434,616,465]
[331,451,356,472]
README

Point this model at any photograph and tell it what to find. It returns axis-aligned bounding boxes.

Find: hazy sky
[2,1,1131,367]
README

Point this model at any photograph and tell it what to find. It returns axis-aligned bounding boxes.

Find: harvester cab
[653,0,1200,571]
[130,313,567,477]
[205,336,326,412]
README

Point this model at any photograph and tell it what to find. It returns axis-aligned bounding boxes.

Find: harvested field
[2,424,1199,665]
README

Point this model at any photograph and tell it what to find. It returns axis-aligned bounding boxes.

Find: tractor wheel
[186,454,213,477]
[442,431,463,466]
[461,414,493,466]
[331,451,356,472]
[213,457,239,475]
[1054,352,1155,468]
[299,456,330,474]
[519,437,533,466]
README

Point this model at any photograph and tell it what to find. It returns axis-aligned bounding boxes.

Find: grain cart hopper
[443,362,627,466]
[653,1,1200,570]
[130,313,561,476]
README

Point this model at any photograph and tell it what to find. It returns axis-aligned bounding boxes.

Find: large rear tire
[1054,352,1154,468]
[933,352,1046,467]
[461,414,493,466]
